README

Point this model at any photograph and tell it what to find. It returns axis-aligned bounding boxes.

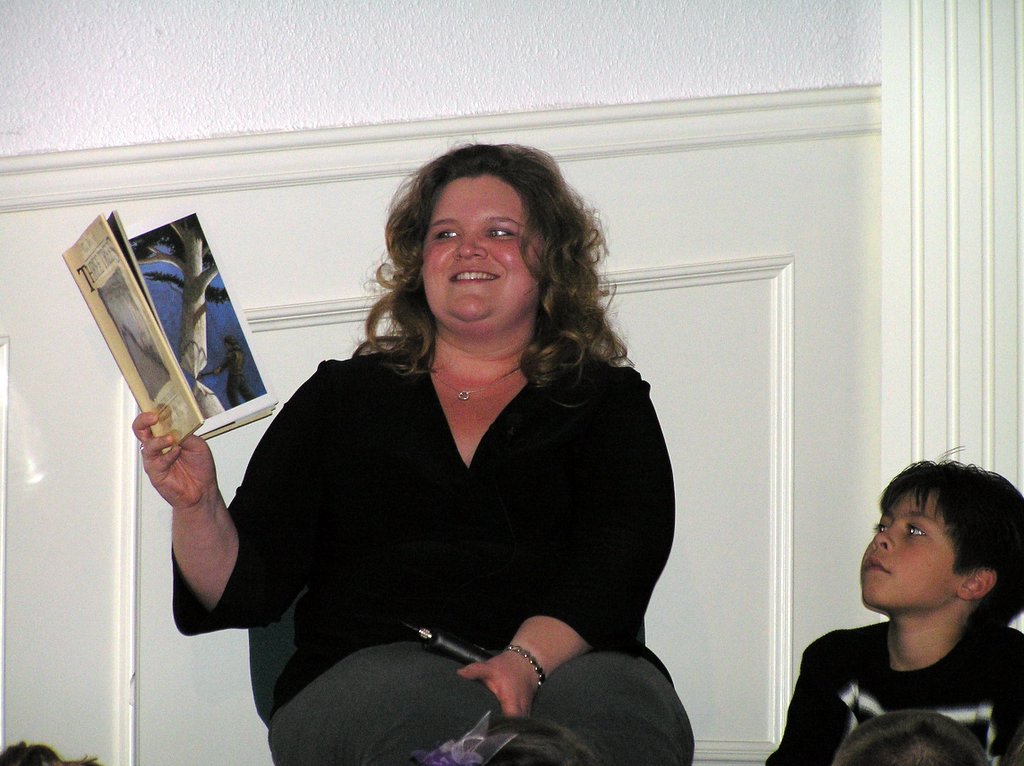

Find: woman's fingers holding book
[132,411,159,442]
[133,411,173,458]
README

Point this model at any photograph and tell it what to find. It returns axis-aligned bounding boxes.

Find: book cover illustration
[128,214,274,435]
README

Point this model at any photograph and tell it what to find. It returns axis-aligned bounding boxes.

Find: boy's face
[860,492,968,619]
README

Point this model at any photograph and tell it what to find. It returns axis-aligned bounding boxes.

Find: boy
[767,460,1024,765]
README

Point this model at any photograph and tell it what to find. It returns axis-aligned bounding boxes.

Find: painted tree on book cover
[130,216,228,418]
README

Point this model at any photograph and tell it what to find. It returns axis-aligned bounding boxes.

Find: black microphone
[403,622,494,665]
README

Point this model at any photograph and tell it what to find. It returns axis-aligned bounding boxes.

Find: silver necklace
[434,366,521,401]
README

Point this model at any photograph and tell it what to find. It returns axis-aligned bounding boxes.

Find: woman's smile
[422,174,540,342]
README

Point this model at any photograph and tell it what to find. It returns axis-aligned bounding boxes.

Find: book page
[63,216,204,442]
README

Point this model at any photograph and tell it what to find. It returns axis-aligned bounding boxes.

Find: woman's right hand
[133,411,238,610]
[133,411,217,511]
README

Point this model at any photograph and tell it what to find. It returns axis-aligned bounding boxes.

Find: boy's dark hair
[831,710,987,766]
[881,460,1024,627]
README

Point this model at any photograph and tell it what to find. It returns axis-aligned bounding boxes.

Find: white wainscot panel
[616,258,793,765]
[134,259,792,765]
[0,335,8,743]
[135,315,366,766]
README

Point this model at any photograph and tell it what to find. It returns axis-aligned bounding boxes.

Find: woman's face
[421,174,541,348]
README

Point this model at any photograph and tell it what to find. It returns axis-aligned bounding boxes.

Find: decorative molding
[885,0,1022,473]
[694,741,784,764]
[944,0,961,453]
[1018,0,1024,495]
[980,0,996,466]
[601,256,795,764]
[248,255,795,325]
[629,256,791,763]
[119,386,140,766]
[247,295,375,333]
[769,257,795,750]
[0,336,8,743]
[607,254,793,293]
[0,87,879,214]
[909,0,926,461]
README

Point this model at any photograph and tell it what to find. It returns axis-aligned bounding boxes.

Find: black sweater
[173,354,676,713]
[767,621,1024,765]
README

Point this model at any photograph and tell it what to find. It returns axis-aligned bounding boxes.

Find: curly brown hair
[356,143,628,386]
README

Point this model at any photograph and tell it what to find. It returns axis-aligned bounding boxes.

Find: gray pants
[269,642,694,766]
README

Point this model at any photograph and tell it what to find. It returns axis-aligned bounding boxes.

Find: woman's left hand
[457,650,541,717]
[458,616,589,716]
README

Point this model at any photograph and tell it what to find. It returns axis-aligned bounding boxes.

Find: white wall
[0,0,880,157]
[25,1,1018,765]
[2,2,1020,764]
[0,88,881,765]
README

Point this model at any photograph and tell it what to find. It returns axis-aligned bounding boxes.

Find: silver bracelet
[505,644,546,686]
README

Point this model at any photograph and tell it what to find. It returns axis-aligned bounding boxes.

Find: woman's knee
[532,651,694,766]
[270,643,499,765]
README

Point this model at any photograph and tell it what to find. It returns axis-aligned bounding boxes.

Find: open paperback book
[63,212,277,442]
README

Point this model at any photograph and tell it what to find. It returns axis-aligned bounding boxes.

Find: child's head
[877,460,1024,627]
[831,710,987,766]
[410,712,602,766]
[0,742,102,766]
[486,716,602,766]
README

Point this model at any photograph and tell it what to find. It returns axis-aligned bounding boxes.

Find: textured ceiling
[0,0,880,157]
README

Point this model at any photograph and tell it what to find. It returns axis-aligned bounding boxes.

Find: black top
[767,621,1024,765]
[173,354,676,713]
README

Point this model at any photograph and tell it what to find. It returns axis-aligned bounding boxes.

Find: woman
[135,144,693,765]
